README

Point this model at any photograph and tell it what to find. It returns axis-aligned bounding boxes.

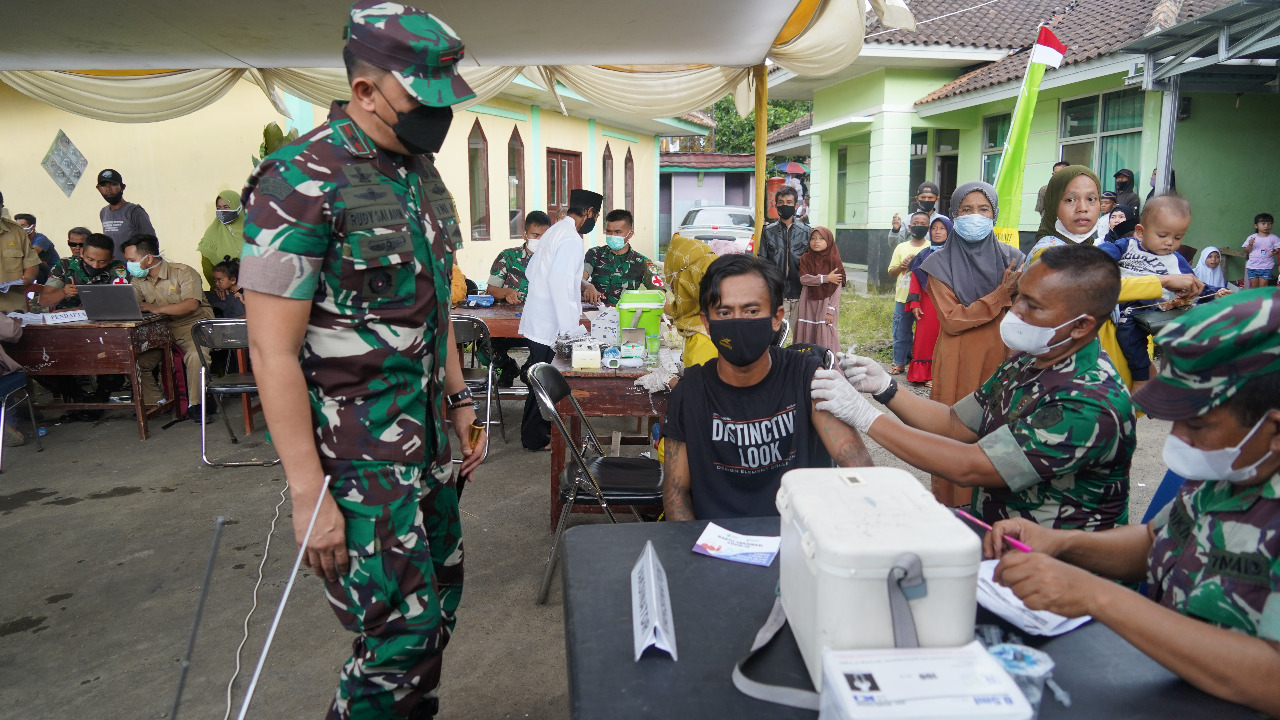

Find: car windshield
[682,209,754,227]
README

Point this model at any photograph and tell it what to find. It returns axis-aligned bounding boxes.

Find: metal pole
[1155,76,1180,194]
[753,63,768,254]
[171,517,226,720]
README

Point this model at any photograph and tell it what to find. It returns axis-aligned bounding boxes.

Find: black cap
[569,189,604,211]
[97,169,123,185]
[917,181,940,196]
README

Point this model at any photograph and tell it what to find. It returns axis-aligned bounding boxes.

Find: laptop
[78,284,146,322]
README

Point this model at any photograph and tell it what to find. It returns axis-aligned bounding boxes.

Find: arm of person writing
[140,298,200,316]
[245,289,349,582]
[991,522,1280,717]
[661,438,694,521]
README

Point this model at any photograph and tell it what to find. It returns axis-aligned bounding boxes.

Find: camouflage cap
[1132,289,1280,420]
[345,0,475,107]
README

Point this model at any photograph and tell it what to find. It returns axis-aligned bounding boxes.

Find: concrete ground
[0,367,1169,719]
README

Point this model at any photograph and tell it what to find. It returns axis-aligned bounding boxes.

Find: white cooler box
[776,467,981,688]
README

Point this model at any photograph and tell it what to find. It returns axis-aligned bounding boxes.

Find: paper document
[821,641,1032,719]
[977,560,1090,636]
[631,540,678,661]
[692,522,780,567]
[0,280,24,293]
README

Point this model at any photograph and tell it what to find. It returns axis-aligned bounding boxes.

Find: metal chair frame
[0,376,43,473]
[774,317,791,347]
[527,362,663,604]
[190,319,280,468]
[450,314,504,442]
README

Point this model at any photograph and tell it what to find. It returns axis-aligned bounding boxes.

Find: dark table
[562,517,1265,719]
[451,303,593,338]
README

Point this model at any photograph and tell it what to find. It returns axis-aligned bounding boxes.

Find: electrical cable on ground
[222,479,290,720]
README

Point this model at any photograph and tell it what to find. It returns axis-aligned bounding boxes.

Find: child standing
[1243,212,1278,288]
[795,226,846,353]
[887,210,931,374]
[1100,195,1226,390]
[208,255,245,319]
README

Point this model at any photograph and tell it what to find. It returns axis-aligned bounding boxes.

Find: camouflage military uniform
[486,245,531,302]
[954,338,1136,530]
[583,244,662,305]
[44,256,129,309]
[241,98,465,718]
[1147,473,1280,639]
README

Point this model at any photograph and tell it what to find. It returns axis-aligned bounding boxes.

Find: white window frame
[1056,87,1144,168]
[980,111,1011,186]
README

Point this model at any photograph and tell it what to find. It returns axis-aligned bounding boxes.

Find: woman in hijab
[920,182,1025,506]
[1102,205,1139,245]
[795,226,846,352]
[1024,165,1103,267]
[904,215,951,386]
[1193,246,1226,288]
[197,190,245,287]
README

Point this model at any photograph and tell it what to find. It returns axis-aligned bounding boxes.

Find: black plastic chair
[451,314,504,442]
[0,373,43,473]
[527,362,663,604]
[190,319,280,468]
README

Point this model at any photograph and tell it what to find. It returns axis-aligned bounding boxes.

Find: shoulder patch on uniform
[256,176,295,200]
[1028,405,1064,430]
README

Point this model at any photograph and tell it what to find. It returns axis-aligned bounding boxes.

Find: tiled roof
[916,0,1238,104]
[864,0,1063,48]
[681,110,716,128]
[659,152,755,169]
[766,113,811,144]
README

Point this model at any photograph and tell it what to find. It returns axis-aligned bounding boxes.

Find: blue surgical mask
[126,256,150,277]
[605,234,628,251]
[953,214,994,243]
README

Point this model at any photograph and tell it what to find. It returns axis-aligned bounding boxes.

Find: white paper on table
[691,522,781,567]
[977,560,1091,636]
[821,641,1032,719]
[0,280,23,293]
[631,540,678,661]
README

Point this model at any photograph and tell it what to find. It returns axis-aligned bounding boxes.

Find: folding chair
[451,314,505,442]
[0,373,43,473]
[774,317,791,347]
[527,362,663,604]
[190,319,280,468]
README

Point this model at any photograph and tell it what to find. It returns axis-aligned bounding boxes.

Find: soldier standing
[239,2,485,717]
[985,288,1280,717]
[812,244,1136,531]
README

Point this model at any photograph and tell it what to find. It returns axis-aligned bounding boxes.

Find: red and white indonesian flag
[1029,27,1066,68]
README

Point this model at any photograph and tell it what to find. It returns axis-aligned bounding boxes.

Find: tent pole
[753,63,768,255]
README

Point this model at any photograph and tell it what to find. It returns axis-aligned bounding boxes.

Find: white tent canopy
[0,0,914,123]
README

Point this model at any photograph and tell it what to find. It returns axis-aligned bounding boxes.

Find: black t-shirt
[664,346,832,520]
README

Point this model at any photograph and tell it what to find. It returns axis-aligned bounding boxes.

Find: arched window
[624,149,635,216]
[602,143,614,216]
[467,119,489,240]
[508,127,525,237]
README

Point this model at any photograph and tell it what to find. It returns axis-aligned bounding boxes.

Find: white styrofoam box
[777,467,981,688]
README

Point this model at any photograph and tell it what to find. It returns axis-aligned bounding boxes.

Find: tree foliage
[708,97,811,155]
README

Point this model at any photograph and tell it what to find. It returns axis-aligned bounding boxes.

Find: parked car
[673,205,754,252]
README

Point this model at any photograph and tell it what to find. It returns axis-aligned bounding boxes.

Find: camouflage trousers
[320,459,463,720]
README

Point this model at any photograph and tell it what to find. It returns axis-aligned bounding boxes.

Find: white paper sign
[821,641,1032,719]
[44,309,89,325]
[977,560,1090,637]
[631,540,678,661]
[692,522,781,567]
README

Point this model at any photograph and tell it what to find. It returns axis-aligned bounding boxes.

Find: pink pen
[956,509,1034,553]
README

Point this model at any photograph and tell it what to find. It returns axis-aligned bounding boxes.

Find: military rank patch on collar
[334,119,376,158]
[256,176,294,200]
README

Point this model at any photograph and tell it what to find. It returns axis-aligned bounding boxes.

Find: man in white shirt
[519,188,604,450]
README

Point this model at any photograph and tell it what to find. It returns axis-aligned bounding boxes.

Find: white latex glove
[811,368,884,433]
[839,350,892,394]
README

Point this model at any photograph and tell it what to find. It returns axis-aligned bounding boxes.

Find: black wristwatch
[446,388,473,410]
[872,378,899,405]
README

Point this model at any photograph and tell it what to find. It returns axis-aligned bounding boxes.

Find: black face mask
[578,213,597,235]
[374,85,453,155]
[102,191,124,205]
[81,261,106,277]
[1115,178,1132,192]
[909,225,929,239]
[776,205,796,220]
[918,200,936,212]
[707,317,775,367]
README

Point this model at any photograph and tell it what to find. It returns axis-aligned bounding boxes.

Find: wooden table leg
[132,357,149,441]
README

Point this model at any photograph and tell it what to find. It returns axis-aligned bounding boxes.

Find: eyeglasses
[68,242,85,248]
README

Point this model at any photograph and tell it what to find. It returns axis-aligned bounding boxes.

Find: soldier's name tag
[347,204,408,231]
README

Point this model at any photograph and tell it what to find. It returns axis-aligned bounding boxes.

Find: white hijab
[1193,246,1225,288]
